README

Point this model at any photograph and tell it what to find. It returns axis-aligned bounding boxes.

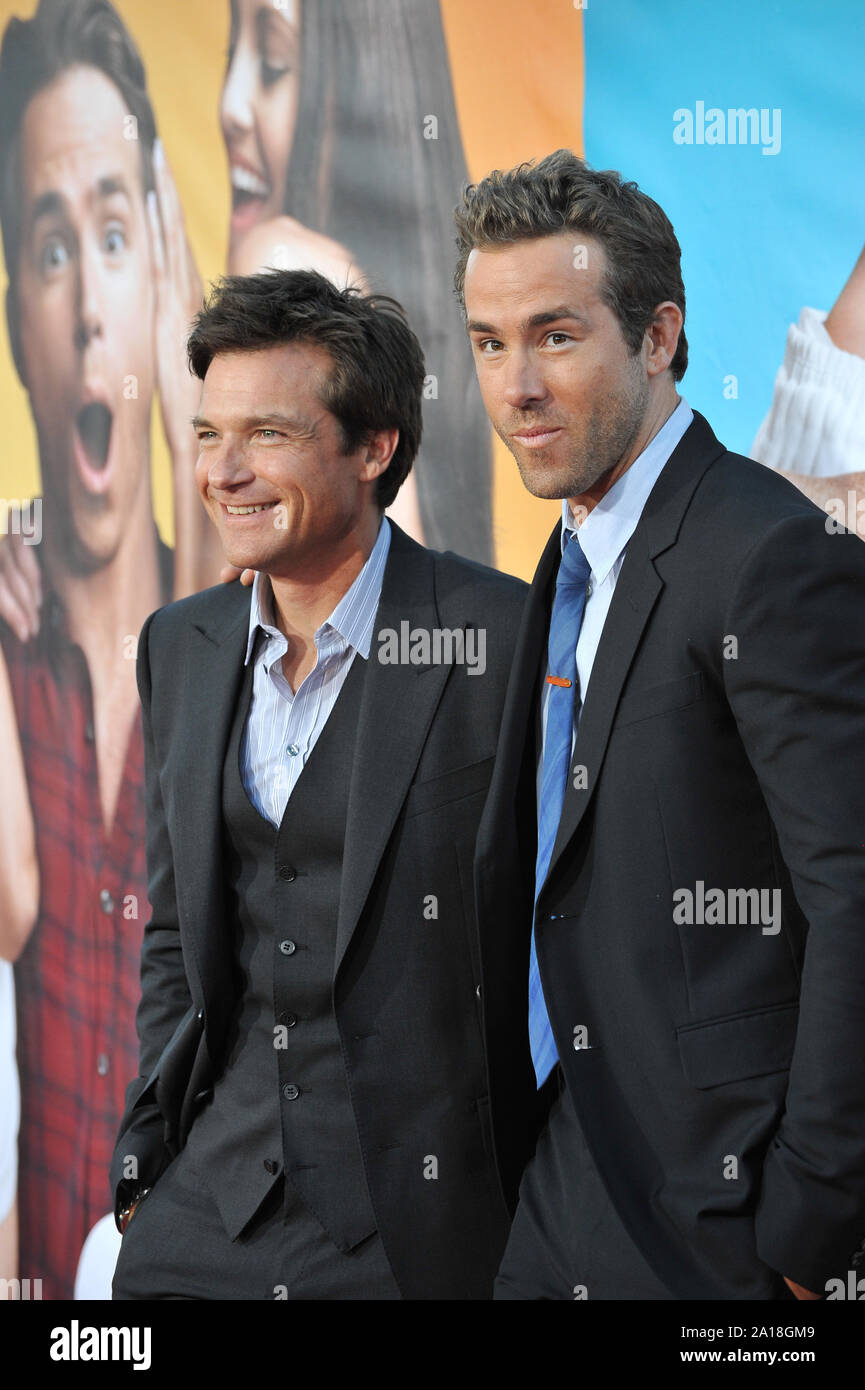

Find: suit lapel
[475,519,558,884]
[334,525,454,976]
[171,582,251,1020]
[167,534,456,985]
[540,411,725,896]
[541,534,663,891]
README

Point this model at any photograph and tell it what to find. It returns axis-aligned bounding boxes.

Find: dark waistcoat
[183,651,378,1250]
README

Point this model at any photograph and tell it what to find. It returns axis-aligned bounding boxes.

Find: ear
[645,301,683,378]
[358,426,399,484]
[6,281,27,390]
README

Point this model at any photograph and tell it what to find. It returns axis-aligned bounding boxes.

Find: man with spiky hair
[458,149,865,1300]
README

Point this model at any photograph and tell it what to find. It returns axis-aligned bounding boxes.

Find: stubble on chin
[505,378,649,503]
[503,427,614,503]
[511,445,597,501]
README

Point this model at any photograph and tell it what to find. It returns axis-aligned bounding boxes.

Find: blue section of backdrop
[583,0,865,456]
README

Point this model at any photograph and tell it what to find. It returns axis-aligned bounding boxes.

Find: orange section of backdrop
[441,0,584,576]
[0,0,583,579]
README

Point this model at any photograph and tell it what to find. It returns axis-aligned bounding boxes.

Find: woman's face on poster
[221,0,301,253]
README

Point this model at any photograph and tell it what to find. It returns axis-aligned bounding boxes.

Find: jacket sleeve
[721,509,865,1291]
[109,608,193,1220]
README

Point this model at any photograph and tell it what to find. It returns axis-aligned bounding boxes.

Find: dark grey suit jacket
[110,522,529,1300]
[477,410,865,1298]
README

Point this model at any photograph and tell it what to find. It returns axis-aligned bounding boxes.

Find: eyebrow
[93,173,132,203]
[27,190,65,234]
[190,411,317,432]
[27,174,132,235]
[258,3,298,44]
[466,305,591,335]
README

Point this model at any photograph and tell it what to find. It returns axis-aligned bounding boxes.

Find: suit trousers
[112,1141,401,1301]
[495,1069,798,1301]
[494,1068,674,1300]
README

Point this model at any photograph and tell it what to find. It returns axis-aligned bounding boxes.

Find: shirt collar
[244,516,392,666]
[561,397,693,585]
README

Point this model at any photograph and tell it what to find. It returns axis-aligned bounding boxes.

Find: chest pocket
[403,755,496,818]
[613,670,704,730]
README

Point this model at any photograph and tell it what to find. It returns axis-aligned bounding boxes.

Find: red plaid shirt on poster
[1,537,172,1299]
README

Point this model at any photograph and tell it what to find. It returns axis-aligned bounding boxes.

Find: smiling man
[458,150,865,1300]
[109,267,528,1300]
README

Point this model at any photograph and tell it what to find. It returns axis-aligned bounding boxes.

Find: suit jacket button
[278,865,297,882]
[282,1083,300,1101]
[279,940,296,956]
[263,1158,279,1175]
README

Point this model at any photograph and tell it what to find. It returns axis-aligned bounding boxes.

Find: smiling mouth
[76,402,113,469]
[224,501,277,515]
[230,164,271,205]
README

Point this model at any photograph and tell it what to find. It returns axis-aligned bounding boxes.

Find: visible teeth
[226,503,273,514]
[231,165,270,198]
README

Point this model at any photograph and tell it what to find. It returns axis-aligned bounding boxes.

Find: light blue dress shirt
[240,518,391,828]
[538,397,694,795]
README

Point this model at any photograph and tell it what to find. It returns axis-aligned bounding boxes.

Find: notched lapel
[542,540,664,892]
[476,521,559,879]
[170,585,251,1010]
[539,411,725,897]
[335,529,454,976]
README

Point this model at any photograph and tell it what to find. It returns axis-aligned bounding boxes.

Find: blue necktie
[529,530,593,1087]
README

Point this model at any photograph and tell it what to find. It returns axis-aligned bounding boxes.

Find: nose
[199,440,257,498]
[220,42,255,143]
[501,349,549,411]
[74,239,104,351]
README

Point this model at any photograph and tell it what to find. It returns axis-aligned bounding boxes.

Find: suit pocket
[676,1000,799,1090]
[403,754,495,818]
[614,671,704,730]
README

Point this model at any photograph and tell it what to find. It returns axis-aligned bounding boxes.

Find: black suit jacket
[110,523,529,1300]
[476,410,865,1298]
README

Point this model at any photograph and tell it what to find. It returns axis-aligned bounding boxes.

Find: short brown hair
[187,269,425,510]
[453,148,688,381]
[0,0,157,363]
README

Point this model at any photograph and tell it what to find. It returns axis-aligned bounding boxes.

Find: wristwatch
[118,1186,152,1234]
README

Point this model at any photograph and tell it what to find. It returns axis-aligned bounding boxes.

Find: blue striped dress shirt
[240,518,391,828]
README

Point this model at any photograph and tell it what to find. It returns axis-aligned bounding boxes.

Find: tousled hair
[187,268,425,510]
[453,148,688,381]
